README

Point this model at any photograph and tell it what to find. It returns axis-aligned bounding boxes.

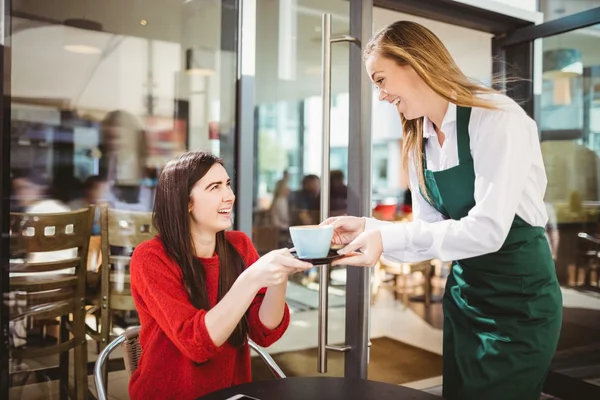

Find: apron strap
[422,106,472,166]
[456,106,472,164]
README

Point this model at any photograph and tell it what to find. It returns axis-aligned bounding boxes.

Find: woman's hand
[244,248,312,289]
[332,229,383,267]
[320,216,366,246]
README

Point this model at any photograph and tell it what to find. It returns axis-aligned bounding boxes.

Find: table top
[198,377,442,400]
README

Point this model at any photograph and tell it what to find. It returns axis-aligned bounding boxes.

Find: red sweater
[129,231,290,400]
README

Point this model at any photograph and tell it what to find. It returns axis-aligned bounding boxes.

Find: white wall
[486,0,538,12]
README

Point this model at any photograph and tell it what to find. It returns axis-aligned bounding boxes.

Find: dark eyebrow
[205,178,231,190]
[371,71,382,81]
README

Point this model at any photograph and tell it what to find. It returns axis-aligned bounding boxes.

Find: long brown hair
[364,21,500,199]
[153,151,248,347]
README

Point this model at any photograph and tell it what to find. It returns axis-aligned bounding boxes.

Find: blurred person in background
[98,110,153,211]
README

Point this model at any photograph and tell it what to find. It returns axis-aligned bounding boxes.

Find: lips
[392,97,401,106]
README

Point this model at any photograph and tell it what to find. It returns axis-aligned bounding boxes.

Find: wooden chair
[377,256,433,307]
[9,207,95,400]
[93,326,286,400]
[86,204,154,393]
[252,225,281,255]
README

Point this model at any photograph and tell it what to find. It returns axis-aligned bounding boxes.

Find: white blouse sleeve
[373,106,537,263]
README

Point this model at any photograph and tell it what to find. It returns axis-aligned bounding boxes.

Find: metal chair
[94,325,286,400]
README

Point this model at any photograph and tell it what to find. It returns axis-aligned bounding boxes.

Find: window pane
[539,0,600,23]
[537,24,600,388]
[7,1,237,398]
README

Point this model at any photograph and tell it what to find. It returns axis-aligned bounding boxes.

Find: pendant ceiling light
[543,48,583,79]
[63,18,104,54]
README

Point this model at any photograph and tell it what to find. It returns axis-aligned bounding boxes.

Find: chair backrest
[10,207,95,273]
[100,204,154,311]
[94,327,285,400]
[9,207,95,315]
[252,225,280,255]
[122,325,142,376]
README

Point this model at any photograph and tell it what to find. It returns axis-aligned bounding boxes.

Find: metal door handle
[318,13,357,374]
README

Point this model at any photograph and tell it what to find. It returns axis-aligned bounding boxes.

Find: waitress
[324,21,562,400]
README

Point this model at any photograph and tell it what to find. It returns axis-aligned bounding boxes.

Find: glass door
[495,5,600,398]
[238,0,372,378]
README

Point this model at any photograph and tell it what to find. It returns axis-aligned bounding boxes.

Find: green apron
[420,106,562,400]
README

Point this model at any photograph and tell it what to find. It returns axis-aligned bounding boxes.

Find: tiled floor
[9,287,600,400]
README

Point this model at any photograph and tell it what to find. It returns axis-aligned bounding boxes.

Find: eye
[376,78,384,86]
[210,184,219,191]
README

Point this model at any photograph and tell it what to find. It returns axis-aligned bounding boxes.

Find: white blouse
[366,93,549,263]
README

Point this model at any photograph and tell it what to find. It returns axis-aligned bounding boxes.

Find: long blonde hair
[364,21,500,200]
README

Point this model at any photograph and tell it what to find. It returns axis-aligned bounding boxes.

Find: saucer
[290,249,343,265]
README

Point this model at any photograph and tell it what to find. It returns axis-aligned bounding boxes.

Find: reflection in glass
[537,24,600,389]
[7,1,236,398]
[539,0,600,23]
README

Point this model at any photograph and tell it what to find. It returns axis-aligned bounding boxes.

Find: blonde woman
[323,21,562,400]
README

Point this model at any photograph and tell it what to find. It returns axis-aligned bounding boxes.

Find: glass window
[539,0,600,23]
[6,1,237,398]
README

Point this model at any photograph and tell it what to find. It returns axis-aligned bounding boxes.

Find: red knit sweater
[128,231,290,400]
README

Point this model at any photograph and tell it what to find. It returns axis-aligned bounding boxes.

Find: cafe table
[198,377,443,400]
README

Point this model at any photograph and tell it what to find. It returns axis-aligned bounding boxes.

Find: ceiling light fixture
[63,18,103,55]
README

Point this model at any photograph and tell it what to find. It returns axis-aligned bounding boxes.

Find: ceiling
[9,0,600,118]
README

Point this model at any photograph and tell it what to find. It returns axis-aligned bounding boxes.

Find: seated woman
[129,151,312,400]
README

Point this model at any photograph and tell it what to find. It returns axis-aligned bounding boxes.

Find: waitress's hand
[332,229,383,267]
[320,216,366,246]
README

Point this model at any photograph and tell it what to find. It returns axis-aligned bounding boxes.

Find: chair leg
[100,309,111,396]
[73,308,88,400]
[424,266,432,307]
[59,316,69,400]
[95,311,101,354]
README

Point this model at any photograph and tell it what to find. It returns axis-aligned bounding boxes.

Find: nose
[224,187,235,203]
[378,89,389,102]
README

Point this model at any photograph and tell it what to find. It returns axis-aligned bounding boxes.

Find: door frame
[1,0,10,399]
[234,0,376,379]
[231,0,546,381]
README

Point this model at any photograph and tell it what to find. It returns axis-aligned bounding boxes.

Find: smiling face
[365,54,430,121]
[188,163,235,235]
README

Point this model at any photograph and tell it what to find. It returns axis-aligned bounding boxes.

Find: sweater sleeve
[229,231,290,347]
[130,241,219,363]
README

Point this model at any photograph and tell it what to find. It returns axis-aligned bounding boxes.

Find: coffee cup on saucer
[288,224,334,259]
